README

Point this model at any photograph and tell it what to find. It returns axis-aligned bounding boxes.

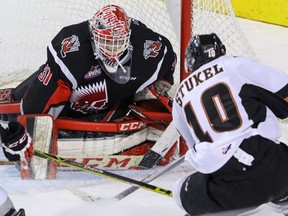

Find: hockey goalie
[0,5,179,179]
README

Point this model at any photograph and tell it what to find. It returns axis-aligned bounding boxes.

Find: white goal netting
[191,0,256,60]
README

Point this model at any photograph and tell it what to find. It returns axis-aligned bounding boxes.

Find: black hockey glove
[0,121,33,161]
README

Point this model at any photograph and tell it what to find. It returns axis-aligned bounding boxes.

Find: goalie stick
[33,149,173,198]
[138,122,180,168]
[67,155,185,202]
[0,160,14,165]
[134,86,180,169]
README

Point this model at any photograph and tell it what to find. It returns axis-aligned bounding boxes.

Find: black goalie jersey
[21,19,176,119]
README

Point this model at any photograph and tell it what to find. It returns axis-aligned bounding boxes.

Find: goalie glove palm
[0,121,33,161]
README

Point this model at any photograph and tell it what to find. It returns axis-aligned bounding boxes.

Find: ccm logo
[83,157,131,168]
[119,121,147,131]
[65,157,138,169]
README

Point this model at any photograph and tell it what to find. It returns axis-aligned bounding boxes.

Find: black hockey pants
[179,135,288,215]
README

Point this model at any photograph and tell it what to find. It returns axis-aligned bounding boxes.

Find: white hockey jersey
[172,56,288,174]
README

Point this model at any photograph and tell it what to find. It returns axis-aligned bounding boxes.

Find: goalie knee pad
[17,115,57,179]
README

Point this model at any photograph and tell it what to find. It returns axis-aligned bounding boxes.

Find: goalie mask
[185,33,226,72]
[90,5,132,84]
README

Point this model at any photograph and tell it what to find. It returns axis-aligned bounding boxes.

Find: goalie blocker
[0,114,57,179]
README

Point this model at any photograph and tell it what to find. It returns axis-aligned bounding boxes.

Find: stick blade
[138,150,162,169]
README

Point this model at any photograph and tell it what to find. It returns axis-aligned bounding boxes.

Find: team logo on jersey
[84,65,102,79]
[60,35,80,58]
[222,144,232,155]
[70,80,108,114]
[143,40,162,59]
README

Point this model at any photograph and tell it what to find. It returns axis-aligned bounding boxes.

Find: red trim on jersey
[42,79,71,114]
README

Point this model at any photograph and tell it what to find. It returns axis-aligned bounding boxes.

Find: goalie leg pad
[17,115,57,179]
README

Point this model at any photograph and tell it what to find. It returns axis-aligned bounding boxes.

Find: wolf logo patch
[143,40,162,59]
[60,35,80,58]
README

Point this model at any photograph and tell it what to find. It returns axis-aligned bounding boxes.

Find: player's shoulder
[130,18,148,29]
[59,21,90,35]
[49,20,92,61]
[224,55,255,64]
[48,20,95,82]
[217,56,256,70]
[130,18,172,46]
[52,21,90,45]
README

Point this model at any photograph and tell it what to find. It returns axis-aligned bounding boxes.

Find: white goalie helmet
[90,5,132,84]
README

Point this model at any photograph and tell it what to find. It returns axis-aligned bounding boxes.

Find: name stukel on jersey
[175,64,224,107]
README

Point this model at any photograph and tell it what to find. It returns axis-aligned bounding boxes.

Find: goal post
[180,0,192,81]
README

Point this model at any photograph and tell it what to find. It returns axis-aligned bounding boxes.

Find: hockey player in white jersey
[172,33,288,215]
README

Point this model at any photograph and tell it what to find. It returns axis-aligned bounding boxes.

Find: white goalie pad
[18,115,56,179]
[57,126,163,157]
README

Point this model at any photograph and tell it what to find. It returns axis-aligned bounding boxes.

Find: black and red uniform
[20,19,176,119]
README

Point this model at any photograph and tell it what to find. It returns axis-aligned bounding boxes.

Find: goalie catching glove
[0,121,33,162]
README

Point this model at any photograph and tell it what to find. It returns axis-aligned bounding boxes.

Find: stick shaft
[114,155,185,200]
[34,149,173,198]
